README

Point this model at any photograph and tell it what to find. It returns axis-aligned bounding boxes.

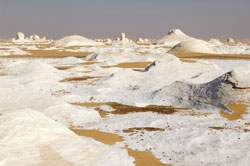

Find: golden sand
[220,101,249,121]
[71,129,170,166]
[55,66,74,70]
[171,52,250,60]
[51,89,71,96]
[59,76,99,82]
[179,58,196,63]
[123,127,165,133]
[126,148,170,166]
[71,129,124,145]
[71,102,180,118]
[101,62,153,69]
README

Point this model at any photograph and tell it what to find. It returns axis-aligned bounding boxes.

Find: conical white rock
[54,35,98,47]
[156,29,197,46]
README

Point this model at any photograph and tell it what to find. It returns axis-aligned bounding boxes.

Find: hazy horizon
[1,0,250,40]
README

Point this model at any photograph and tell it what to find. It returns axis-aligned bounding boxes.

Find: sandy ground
[172,51,250,59]
[71,129,170,166]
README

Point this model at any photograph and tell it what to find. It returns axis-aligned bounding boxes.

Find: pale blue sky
[0,0,250,39]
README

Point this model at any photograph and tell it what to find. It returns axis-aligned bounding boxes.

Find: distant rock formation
[29,35,40,41]
[114,33,133,44]
[104,38,112,44]
[208,38,223,46]
[227,38,235,44]
[13,32,48,43]
[156,29,197,46]
[16,32,25,40]
[121,32,126,41]
[54,35,99,47]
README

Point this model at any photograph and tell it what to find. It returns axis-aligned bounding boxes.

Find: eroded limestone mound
[208,38,223,46]
[54,35,98,47]
[156,29,197,45]
[151,67,250,112]
[168,40,216,54]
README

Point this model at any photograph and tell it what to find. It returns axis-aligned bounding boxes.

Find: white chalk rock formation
[16,32,25,40]
[136,38,150,44]
[227,38,235,44]
[208,38,223,46]
[120,32,130,43]
[136,38,144,43]
[54,35,99,47]
[136,38,144,42]
[95,39,104,42]
[156,29,197,46]
[30,34,40,41]
[168,40,216,54]
[114,33,132,44]
[121,32,126,41]
[104,38,112,44]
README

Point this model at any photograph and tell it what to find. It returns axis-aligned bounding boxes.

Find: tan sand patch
[209,126,250,132]
[72,102,180,117]
[171,51,250,60]
[55,66,74,70]
[101,62,153,69]
[220,101,249,121]
[71,128,170,166]
[209,126,225,130]
[126,147,171,166]
[51,89,71,96]
[179,58,196,63]
[123,127,165,133]
[60,76,99,82]
[71,129,123,145]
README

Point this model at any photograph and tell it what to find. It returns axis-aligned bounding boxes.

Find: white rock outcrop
[114,33,132,44]
[29,34,40,41]
[121,32,126,41]
[208,38,223,46]
[227,38,235,44]
[16,32,25,40]
[54,35,99,47]
[156,29,197,46]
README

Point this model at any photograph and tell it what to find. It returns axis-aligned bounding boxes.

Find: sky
[0,0,250,40]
